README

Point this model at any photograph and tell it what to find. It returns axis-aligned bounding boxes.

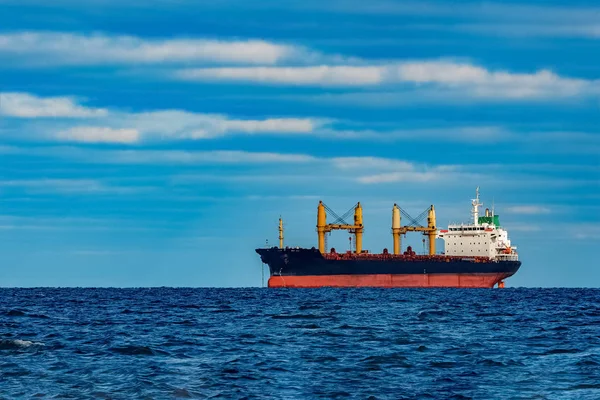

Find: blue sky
[0,0,598,287]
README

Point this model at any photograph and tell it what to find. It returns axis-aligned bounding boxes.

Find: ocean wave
[0,339,45,350]
[109,345,169,356]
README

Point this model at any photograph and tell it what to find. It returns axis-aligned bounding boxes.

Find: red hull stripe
[268,273,511,288]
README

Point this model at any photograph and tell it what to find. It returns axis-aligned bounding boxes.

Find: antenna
[471,186,483,225]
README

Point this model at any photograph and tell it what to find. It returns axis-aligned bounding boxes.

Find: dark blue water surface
[1,288,599,399]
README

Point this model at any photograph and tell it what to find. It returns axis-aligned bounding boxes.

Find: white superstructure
[437,188,518,261]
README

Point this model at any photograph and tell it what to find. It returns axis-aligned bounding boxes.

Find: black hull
[256,247,521,277]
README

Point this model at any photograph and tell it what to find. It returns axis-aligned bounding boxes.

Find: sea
[0,288,599,399]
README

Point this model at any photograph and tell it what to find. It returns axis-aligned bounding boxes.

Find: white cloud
[2,0,599,25]
[175,66,385,86]
[0,92,108,118]
[176,61,598,99]
[331,156,416,170]
[0,31,302,65]
[568,224,600,240]
[4,145,317,165]
[221,118,314,134]
[57,127,140,143]
[397,63,588,98]
[453,23,600,39]
[1,144,449,179]
[355,165,464,184]
[330,156,462,183]
[281,1,600,24]
[8,93,600,146]
[20,147,316,165]
[2,32,596,103]
[0,178,157,196]
[3,93,321,143]
[5,143,578,191]
[356,171,446,183]
[396,62,488,84]
[506,205,551,215]
[95,112,319,142]
[124,151,464,184]
[0,179,114,194]
[155,114,316,139]
[105,150,316,164]
[169,173,324,184]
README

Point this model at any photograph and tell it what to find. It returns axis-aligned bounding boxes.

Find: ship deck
[321,251,494,263]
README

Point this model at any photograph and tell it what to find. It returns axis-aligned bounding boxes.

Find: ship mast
[471,187,483,225]
[278,217,284,248]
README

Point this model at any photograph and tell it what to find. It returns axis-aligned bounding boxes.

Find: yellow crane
[392,204,437,255]
[317,201,363,254]
[314,200,436,256]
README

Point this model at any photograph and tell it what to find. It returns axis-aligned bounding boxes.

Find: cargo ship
[256,188,521,288]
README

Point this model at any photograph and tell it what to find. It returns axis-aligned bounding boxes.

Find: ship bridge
[437,188,518,261]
